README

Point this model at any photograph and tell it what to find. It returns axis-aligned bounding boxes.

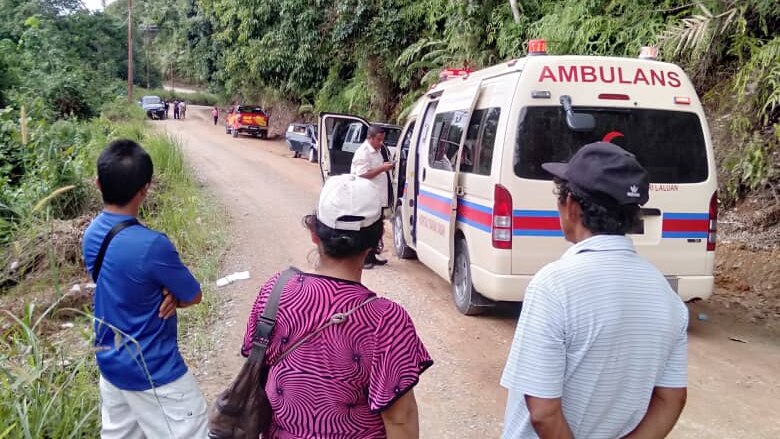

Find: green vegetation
[1,1,226,436]
[0,103,226,438]
[128,0,775,206]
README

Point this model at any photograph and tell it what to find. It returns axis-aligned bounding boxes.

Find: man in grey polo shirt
[501,142,688,439]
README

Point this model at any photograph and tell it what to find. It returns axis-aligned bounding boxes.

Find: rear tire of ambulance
[452,238,490,316]
[393,208,416,259]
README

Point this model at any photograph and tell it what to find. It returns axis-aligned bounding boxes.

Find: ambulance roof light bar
[438,68,472,82]
[639,46,658,60]
[528,39,547,56]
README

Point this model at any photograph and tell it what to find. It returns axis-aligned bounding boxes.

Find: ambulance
[318,40,718,315]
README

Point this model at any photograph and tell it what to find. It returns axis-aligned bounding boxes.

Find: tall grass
[0,303,100,438]
[0,101,226,437]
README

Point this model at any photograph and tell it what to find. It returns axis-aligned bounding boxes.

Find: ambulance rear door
[507,57,717,283]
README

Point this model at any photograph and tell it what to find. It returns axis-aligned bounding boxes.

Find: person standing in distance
[501,142,688,439]
[350,124,394,269]
[82,139,208,438]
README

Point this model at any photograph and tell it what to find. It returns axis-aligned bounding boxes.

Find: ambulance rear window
[514,107,708,183]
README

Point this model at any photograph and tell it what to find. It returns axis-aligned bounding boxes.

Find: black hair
[367,124,385,140]
[97,139,153,206]
[303,214,383,259]
[555,179,641,235]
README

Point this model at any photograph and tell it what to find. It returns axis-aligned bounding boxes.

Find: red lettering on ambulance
[617,67,633,84]
[539,66,557,83]
[559,66,578,82]
[650,69,666,86]
[599,66,616,83]
[580,66,597,83]
[667,71,682,88]
[633,68,650,85]
[538,65,685,88]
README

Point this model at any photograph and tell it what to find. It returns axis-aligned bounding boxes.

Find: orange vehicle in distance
[226,105,269,139]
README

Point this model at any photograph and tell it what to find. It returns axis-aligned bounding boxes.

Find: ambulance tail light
[707,192,718,252]
[528,39,547,56]
[492,184,513,249]
[598,93,631,101]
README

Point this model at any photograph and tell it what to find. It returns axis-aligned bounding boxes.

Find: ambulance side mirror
[566,112,595,132]
[560,95,595,132]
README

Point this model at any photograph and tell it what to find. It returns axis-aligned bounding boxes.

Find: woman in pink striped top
[241,175,433,438]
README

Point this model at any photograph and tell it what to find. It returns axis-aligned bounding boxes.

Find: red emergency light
[639,46,658,60]
[439,68,472,82]
[528,39,547,56]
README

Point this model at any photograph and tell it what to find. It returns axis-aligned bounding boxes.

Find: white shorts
[99,372,208,439]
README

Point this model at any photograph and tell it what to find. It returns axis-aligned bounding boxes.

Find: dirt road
[161,107,780,438]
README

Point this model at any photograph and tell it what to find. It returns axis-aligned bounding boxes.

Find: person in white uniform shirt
[501,142,688,439]
[350,125,394,269]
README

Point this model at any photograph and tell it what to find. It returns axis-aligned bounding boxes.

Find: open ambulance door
[447,82,483,277]
[318,113,370,183]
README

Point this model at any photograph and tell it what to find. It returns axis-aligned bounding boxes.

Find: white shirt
[501,235,688,439]
[350,141,389,207]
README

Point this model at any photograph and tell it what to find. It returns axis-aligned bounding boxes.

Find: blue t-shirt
[82,211,201,391]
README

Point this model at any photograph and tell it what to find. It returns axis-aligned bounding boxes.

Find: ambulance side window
[428,110,468,172]
[476,107,500,175]
[459,107,501,176]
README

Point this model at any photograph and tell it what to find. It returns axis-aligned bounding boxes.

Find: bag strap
[249,267,301,362]
[272,295,379,366]
[91,218,140,282]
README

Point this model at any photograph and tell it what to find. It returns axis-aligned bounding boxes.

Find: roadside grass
[0,101,225,437]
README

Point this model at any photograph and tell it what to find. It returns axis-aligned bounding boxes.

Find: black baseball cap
[542,142,650,206]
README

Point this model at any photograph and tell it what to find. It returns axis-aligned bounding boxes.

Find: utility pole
[127,0,133,101]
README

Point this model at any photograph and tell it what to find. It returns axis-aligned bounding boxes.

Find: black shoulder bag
[207,267,301,439]
[91,219,140,282]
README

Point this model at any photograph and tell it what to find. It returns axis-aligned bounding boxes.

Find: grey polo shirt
[501,235,688,439]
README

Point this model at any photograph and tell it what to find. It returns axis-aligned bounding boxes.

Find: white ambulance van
[319,41,718,315]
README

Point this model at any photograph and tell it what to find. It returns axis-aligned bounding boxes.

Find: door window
[456,107,501,176]
[428,110,469,172]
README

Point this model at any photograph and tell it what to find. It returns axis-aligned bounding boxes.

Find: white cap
[317,174,382,231]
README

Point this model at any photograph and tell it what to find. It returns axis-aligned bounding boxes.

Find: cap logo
[627,185,641,198]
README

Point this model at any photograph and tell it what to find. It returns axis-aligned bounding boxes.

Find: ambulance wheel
[453,238,492,315]
[393,208,416,259]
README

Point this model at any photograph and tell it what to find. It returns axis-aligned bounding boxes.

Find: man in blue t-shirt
[82,139,207,438]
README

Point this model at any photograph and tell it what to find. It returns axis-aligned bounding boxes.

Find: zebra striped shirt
[501,235,688,439]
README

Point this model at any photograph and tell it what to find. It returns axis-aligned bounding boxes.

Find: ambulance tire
[393,208,416,259]
[453,238,492,316]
